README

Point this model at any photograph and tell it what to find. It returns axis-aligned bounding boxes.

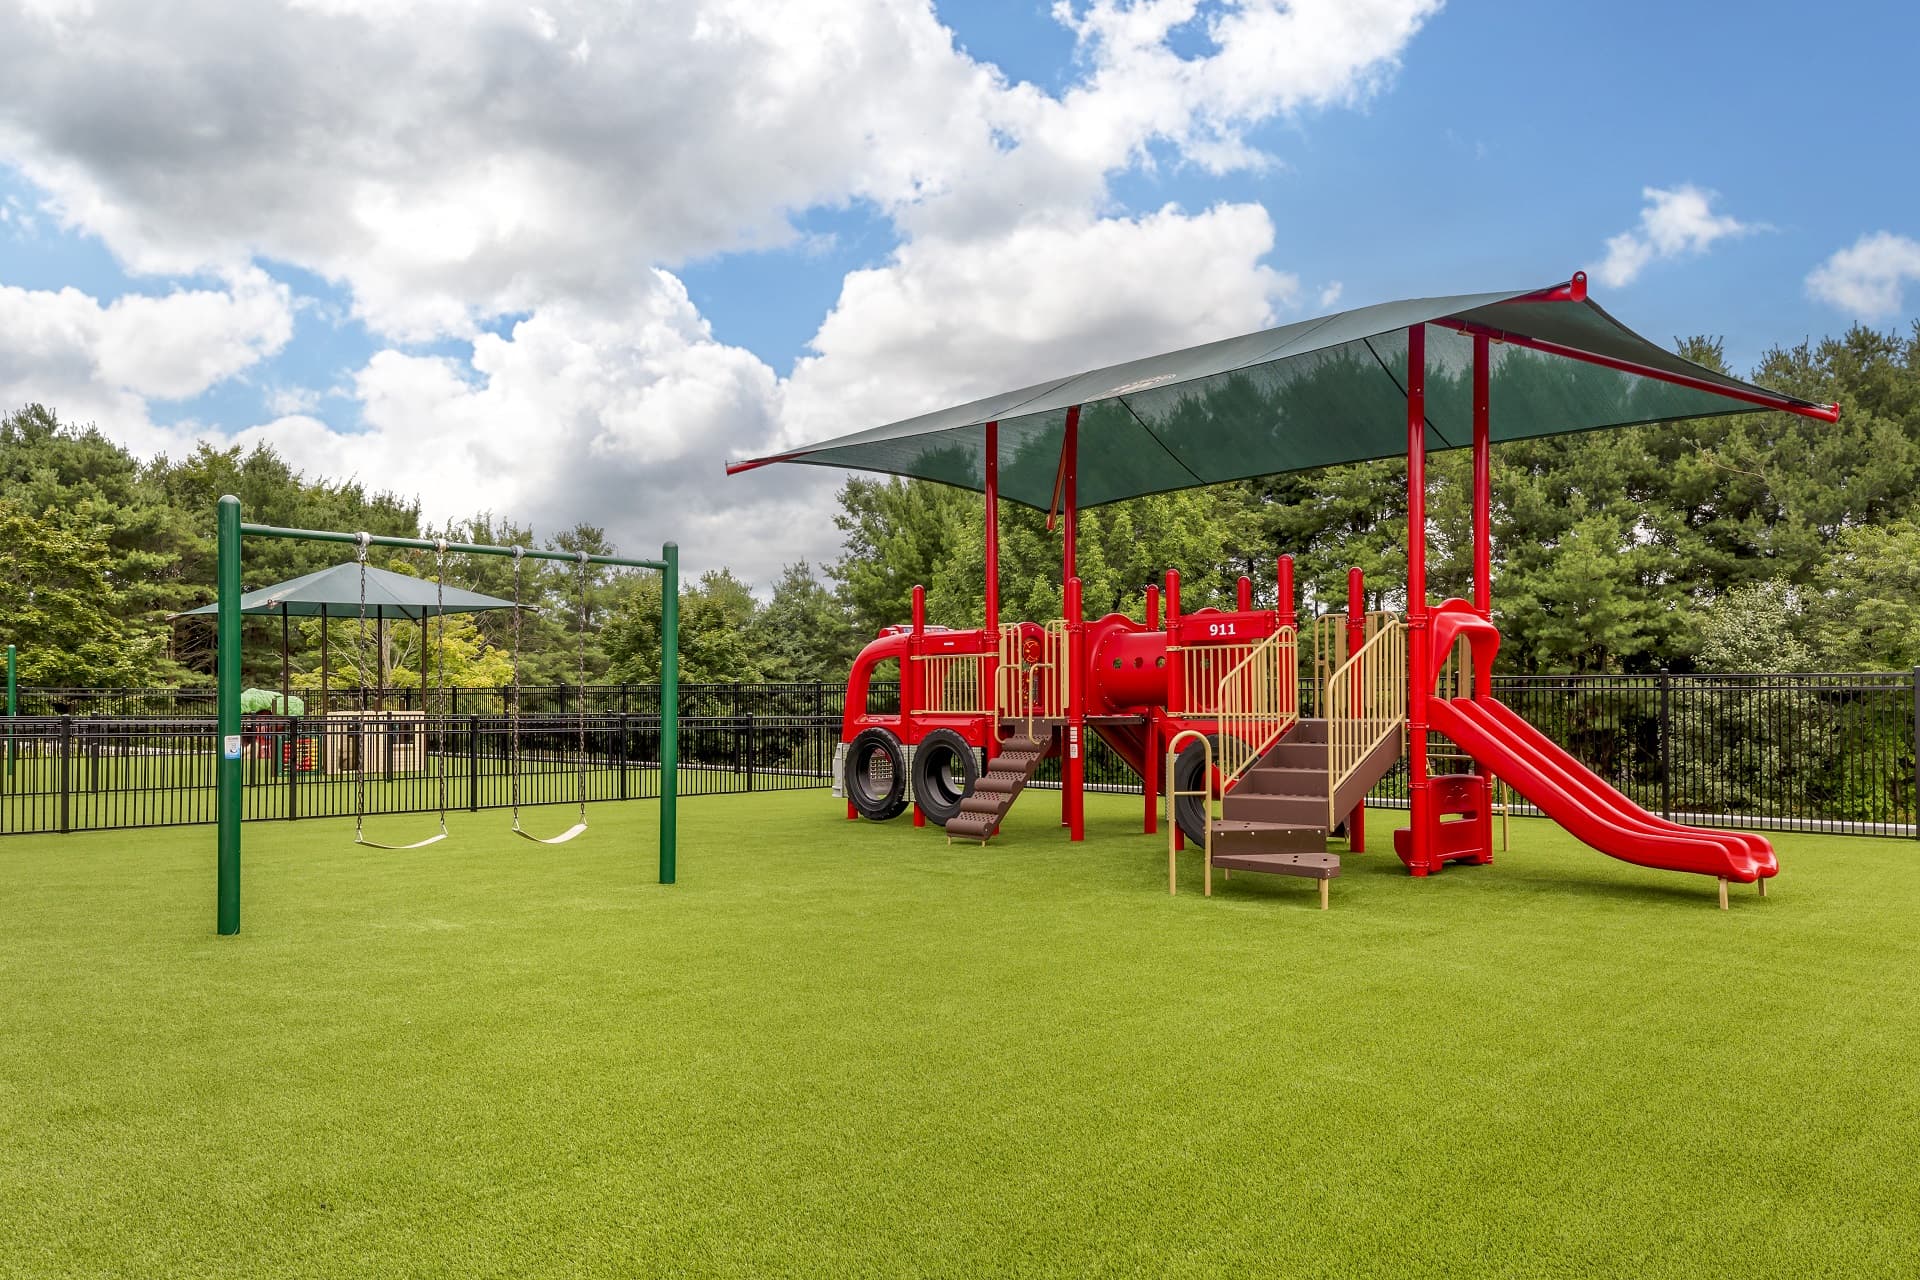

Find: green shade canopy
[728,277,1838,509]
[178,562,517,621]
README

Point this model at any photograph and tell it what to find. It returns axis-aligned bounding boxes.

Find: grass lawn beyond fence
[2,790,1916,1278]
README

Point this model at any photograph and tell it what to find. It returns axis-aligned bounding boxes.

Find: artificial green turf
[2,791,1916,1278]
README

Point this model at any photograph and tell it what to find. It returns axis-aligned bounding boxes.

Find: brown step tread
[1208,849,1342,879]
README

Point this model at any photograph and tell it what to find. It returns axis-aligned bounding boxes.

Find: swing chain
[434,537,448,835]
[511,546,525,828]
[576,550,589,825]
[353,531,371,839]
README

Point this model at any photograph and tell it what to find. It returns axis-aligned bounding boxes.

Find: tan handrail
[1211,626,1299,790]
[1164,728,1216,897]
[1323,619,1407,828]
[1312,610,1397,717]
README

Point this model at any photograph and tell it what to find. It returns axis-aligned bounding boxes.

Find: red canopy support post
[984,421,1000,636]
[1164,568,1183,851]
[910,584,926,827]
[1472,336,1492,621]
[1276,556,1295,630]
[1143,582,1161,834]
[1405,324,1433,876]
[1345,566,1366,853]
[1061,406,1080,589]
[1472,332,1493,697]
[1065,575,1086,841]
[1060,407,1080,835]
[1236,575,1252,612]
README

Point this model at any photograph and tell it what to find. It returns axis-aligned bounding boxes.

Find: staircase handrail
[1323,619,1408,828]
[1312,609,1398,716]
[1212,625,1300,791]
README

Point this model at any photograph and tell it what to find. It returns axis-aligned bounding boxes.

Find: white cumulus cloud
[0,0,1441,583]
[1805,231,1920,320]
[1594,184,1754,288]
[783,202,1298,443]
[0,268,294,450]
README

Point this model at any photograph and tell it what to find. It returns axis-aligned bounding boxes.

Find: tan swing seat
[512,821,587,845]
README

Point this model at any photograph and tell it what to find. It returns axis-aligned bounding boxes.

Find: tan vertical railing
[995,621,1069,739]
[1323,620,1407,827]
[1313,611,1396,716]
[1432,628,1476,702]
[914,652,993,714]
[1212,626,1299,789]
[1178,640,1261,715]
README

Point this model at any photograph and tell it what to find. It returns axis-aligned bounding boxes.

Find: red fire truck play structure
[732,273,1839,907]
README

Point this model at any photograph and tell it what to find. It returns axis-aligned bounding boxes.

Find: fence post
[1912,666,1918,841]
[619,713,630,801]
[468,715,481,812]
[745,712,756,792]
[58,714,72,833]
[1659,669,1673,821]
[287,715,300,822]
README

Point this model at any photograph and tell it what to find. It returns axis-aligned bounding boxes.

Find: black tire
[846,727,908,821]
[1172,733,1222,847]
[911,728,979,827]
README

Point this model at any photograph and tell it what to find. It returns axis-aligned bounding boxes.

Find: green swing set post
[6,643,17,779]
[214,494,681,935]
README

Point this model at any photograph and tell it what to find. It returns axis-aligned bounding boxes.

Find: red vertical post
[1405,324,1432,876]
[1143,714,1159,835]
[1164,568,1183,852]
[1345,566,1366,853]
[1060,408,1079,832]
[911,584,926,827]
[1061,406,1080,590]
[1065,575,1086,841]
[984,421,1001,636]
[1276,556,1295,630]
[1472,333,1493,698]
[1143,580,1159,833]
[1236,575,1252,612]
[1163,569,1182,715]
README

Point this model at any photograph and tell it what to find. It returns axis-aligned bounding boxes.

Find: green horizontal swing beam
[216,496,680,936]
[237,522,669,572]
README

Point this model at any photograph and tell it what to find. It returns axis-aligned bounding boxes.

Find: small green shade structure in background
[728,279,1838,502]
[239,688,305,716]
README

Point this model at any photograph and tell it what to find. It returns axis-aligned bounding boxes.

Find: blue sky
[0,0,1915,578]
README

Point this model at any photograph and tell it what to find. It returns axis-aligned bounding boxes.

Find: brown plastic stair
[944,729,1054,844]
[1207,718,1404,897]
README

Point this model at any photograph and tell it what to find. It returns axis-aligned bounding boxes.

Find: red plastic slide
[1427,695,1777,884]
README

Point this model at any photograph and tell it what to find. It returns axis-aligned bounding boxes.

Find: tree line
[3,321,1917,693]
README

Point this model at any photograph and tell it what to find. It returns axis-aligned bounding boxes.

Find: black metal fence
[4,672,1915,838]
[12,681,899,719]
[0,712,834,836]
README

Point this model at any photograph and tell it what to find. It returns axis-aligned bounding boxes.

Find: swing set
[213,494,682,935]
